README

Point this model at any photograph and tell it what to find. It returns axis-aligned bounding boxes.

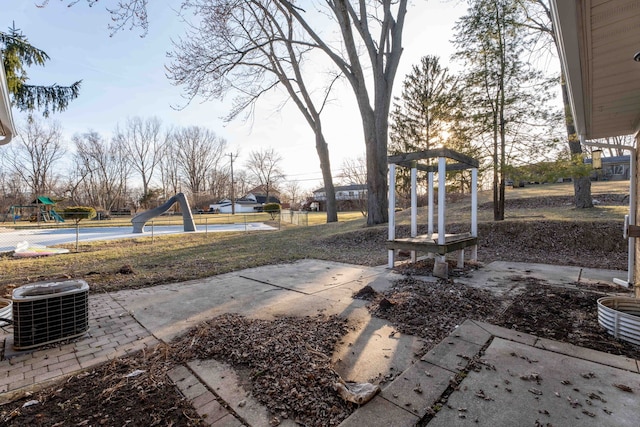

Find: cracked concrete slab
[428,337,640,427]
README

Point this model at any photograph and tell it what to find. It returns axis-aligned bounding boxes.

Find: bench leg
[457,250,465,268]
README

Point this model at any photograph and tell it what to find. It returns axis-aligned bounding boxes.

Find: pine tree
[389,55,478,199]
[390,55,459,153]
[0,23,81,116]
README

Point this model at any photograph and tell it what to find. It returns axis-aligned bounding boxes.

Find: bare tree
[114,116,165,207]
[245,147,285,205]
[72,130,130,211]
[58,0,408,224]
[338,156,367,216]
[6,118,65,197]
[518,0,593,208]
[173,126,227,208]
[599,135,636,157]
[159,142,181,200]
[282,0,408,225]
[208,166,231,202]
[167,0,339,223]
[233,169,251,201]
[339,156,367,187]
[0,168,28,213]
[282,180,303,210]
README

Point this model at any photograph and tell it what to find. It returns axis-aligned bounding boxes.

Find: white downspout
[585,141,636,288]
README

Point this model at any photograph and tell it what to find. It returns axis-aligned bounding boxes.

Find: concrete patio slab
[456,261,628,294]
[337,394,420,427]
[188,359,298,427]
[379,360,453,418]
[112,275,278,341]
[428,337,640,427]
[331,311,424,384]
[237,259,385,293]
[2,260,639,427]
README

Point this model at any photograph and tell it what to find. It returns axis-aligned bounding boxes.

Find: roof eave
[550,0,589,140]
[0,57,16,145]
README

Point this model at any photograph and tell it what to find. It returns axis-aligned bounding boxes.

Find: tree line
[0,116,293,215]
[6,0,627,224]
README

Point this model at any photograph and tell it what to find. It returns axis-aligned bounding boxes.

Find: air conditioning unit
[12,280,89,350]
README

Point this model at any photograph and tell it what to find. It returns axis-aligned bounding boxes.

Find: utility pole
[228,153,237,214]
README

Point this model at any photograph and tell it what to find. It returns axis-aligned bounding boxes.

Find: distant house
[311,184,367,212]
[585,155,630,181]
[245,185,281,205]
[209,189,281,214]
[0,59,16,145]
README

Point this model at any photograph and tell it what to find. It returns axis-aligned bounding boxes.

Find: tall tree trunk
[366,95,390,226]
[349,77,389,226]
[315,132,338,222]
[365,134,388,226]
[492,110,501,221]
[562,78,593,208]
[497,67,506,221]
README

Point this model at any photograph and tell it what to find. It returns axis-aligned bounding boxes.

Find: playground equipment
[4,196,65,223]
[131,193,196,233]
[387,148,479,278]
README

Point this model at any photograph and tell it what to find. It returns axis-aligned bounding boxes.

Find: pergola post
[428,172,434,236]
[388,163,396,268]
[471,168,478,261]
[434,156,447,277]
[410,162,417,262]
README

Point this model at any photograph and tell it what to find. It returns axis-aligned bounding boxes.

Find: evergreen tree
[0,23,81,116]
[389,55,479,199]
[390,55,459,154]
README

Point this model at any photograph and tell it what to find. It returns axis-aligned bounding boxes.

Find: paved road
[0,223,276,253]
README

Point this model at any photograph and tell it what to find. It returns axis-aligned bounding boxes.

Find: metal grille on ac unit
[12,280,89,350]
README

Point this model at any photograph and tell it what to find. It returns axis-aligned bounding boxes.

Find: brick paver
[0,290,160,403]
[168,365,236,426]
[0,283,246,424]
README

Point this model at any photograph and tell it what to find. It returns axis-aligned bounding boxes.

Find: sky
[0,0,465,192]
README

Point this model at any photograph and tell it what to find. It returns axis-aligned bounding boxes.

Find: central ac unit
[12,280,89,350]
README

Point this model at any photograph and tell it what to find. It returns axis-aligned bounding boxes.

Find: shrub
[63,206,97,221]
[263,203,281,220]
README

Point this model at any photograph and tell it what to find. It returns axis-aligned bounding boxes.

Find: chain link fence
[0,211,316,254]
[280,210,309,226]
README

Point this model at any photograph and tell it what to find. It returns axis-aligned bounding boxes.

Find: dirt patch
[171,314,353,426]
[316,219,627,270]
[469,220,627,269]
[360,276,500,352]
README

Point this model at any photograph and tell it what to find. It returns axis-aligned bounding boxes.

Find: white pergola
[551,0,640,296]
[387,149,479,277]
[0,58,15,145]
